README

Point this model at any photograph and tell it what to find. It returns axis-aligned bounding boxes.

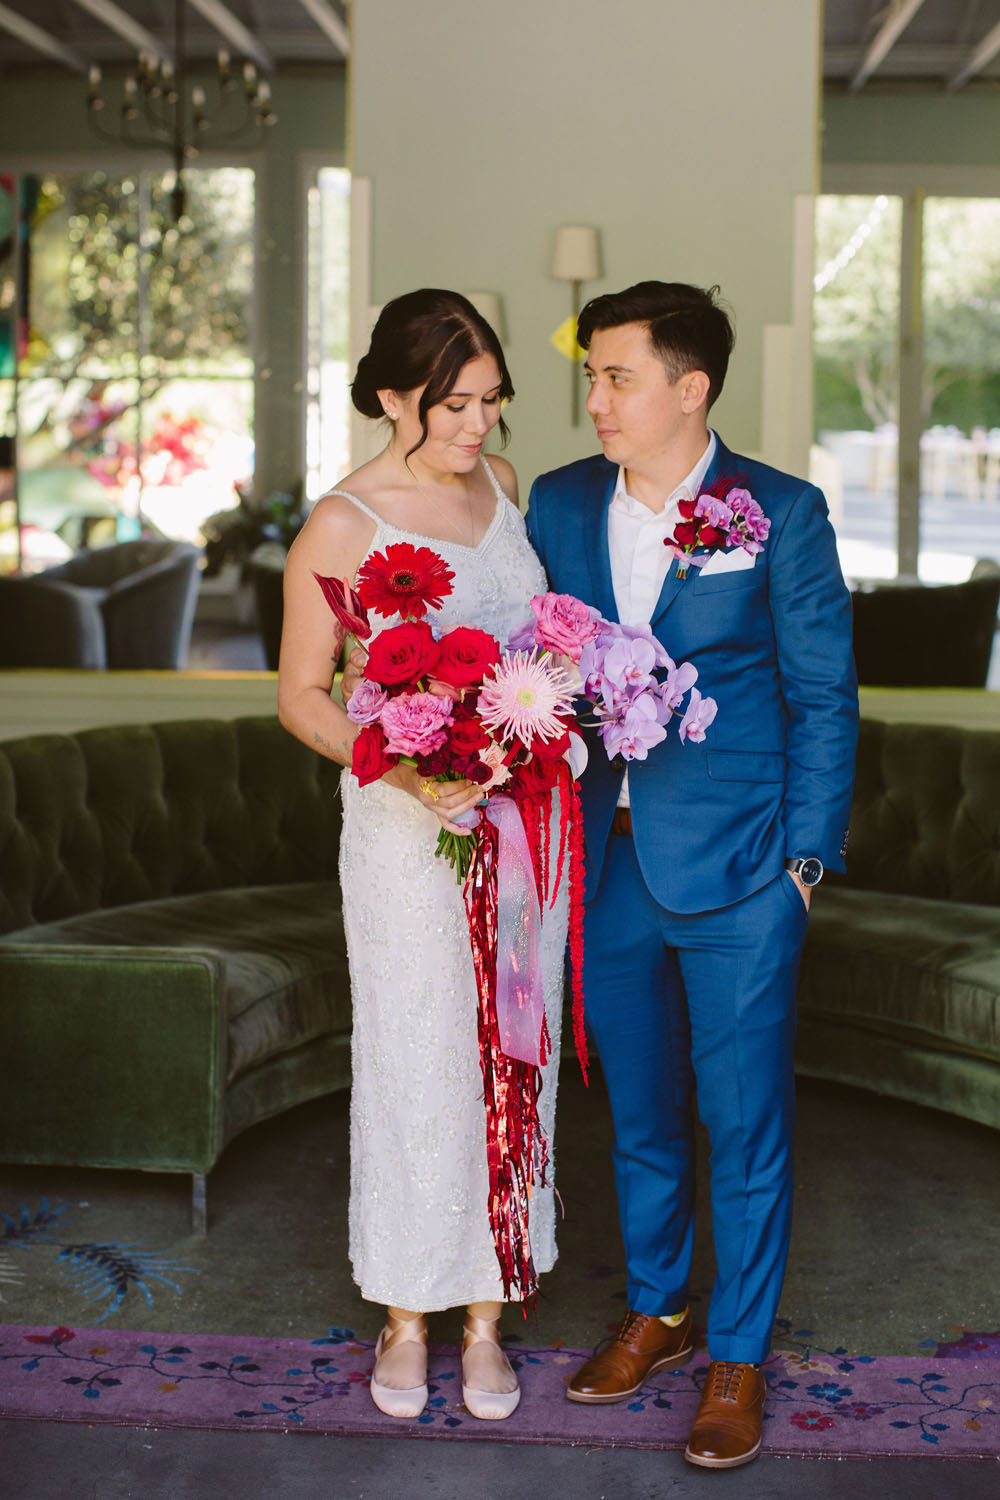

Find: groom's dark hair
[577,281,734,410]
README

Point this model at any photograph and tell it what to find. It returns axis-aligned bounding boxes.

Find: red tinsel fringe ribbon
[461,775,590,1304]
[464,811,547,1305]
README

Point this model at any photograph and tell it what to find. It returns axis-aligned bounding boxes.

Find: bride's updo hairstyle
[351,289,514,459]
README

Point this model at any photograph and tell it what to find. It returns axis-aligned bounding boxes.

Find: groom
[525,282,858,1468]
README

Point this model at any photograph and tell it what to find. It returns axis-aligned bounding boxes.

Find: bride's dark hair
[351,289,514,458]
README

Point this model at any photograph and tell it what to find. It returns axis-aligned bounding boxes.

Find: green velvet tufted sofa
[0,716,348,1231]
[797,716,1000,1131]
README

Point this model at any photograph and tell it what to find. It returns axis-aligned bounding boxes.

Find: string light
[814,196,890,293]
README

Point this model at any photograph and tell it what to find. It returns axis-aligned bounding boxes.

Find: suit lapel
[582,461,619,624]
[649,433,737,631]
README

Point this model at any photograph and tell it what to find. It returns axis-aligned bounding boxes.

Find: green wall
[822,91,1000,168]
[0,66,346,499]
[351,0,822,490]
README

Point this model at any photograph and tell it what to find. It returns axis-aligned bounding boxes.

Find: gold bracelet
[419,778,440,801]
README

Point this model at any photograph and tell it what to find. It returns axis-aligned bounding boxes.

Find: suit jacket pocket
[707,749,786,783]
[688,569,763,596]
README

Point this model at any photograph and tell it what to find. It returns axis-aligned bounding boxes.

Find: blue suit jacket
[525,437,859,914]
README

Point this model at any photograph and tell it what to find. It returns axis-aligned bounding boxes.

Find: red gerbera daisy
[356,543,455,621]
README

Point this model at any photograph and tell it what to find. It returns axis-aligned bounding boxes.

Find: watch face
[800,857,823,887]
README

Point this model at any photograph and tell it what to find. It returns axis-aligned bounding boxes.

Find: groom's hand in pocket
[785,869,812,912]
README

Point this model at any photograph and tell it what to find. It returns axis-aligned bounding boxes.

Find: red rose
[509,755,560,801]
[364,620,441,687]
[673,521,697,546]
[351,724,398,787]
[448,715,490,758]
[415,750,450,776]
[677,497,697,520]
[434,627,501,690]
[530,728,570,763]
[697,525,724,547]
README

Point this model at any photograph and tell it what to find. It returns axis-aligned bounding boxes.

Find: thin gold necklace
[392,449,478,547]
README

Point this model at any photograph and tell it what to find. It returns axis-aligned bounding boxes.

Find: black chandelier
[85,0,277,221]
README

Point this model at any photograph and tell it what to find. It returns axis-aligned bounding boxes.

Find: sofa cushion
[1,881,349,1083]
[801,886,1000,1063]
[0,718,343,934]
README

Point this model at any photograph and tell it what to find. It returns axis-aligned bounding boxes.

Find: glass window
[921,198,1000,577]
[11,166,255,567]
[305,166,351,500]
[813,194,902,582]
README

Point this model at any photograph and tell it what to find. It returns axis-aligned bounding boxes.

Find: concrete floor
[2,1421,998,1500]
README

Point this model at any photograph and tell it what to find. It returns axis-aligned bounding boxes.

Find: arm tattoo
[313,730,352,763]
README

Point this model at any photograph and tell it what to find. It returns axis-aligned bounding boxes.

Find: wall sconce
[465,291,504,341]
[551,225,601,424]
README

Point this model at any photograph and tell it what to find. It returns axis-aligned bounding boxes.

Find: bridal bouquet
[317,543,586,877]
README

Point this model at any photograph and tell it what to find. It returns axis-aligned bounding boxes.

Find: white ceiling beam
[0,1,88,69]
[849,0,931,91]
[69,0,171,65]
[825,43,986,76]
[295,0,349,57]
[185,0,274,71]
[948,18,1000,90]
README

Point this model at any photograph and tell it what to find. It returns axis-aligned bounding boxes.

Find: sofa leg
[191,1172,208,1235]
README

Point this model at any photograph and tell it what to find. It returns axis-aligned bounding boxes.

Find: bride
[277,289,566,1421]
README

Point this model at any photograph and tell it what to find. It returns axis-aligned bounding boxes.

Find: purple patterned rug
[1,1324,999,1459]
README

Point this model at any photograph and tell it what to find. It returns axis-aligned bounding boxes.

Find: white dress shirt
[608,431,717,807]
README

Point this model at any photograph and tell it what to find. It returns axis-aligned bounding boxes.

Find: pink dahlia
[477,649,578,746]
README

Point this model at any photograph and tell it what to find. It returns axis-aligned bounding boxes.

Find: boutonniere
[664,476,771,580]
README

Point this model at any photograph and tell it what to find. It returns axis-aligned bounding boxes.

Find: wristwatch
[785,856,824,888]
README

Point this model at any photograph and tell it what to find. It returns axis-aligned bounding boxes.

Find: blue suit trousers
[582,833,810,1365]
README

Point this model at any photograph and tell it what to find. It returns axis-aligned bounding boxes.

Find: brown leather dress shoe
[684,1360,767,1468]
[566,1309,693,1404]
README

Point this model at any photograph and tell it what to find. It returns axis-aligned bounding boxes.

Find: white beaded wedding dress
[335,461,566,1312]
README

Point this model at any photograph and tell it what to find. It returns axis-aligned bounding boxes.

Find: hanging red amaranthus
[462,772,587,1304]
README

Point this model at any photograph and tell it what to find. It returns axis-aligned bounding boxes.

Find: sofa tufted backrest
[847,718,1000,906]
[0,717,343,934]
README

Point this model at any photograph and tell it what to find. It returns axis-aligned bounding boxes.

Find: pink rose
[530,593,599,662]
[426,677,463,701]
[479,739,512,791]
[346,679,388,726]
[380,691,454,757]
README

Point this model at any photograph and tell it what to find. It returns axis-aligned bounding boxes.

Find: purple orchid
[678,687,719,743]
[725,489,771,555]
[506,617,539,652]
[659,660,699,713]
[599,692,667,760]
[694,493,734,529]
[601,634,659,694]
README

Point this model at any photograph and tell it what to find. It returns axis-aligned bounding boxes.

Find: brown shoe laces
[616,1310,647,1344]
[704,1361,751,1400]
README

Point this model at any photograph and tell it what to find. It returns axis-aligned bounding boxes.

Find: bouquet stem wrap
[463,775,587,1304]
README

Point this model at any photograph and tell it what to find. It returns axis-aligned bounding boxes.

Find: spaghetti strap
[480,457,512,505]
[326,488,385,525]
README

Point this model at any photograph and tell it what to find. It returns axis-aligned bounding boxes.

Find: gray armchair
[0,540,202,670]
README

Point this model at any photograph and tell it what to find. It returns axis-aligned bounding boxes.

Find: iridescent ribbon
[483,793,546,1066]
